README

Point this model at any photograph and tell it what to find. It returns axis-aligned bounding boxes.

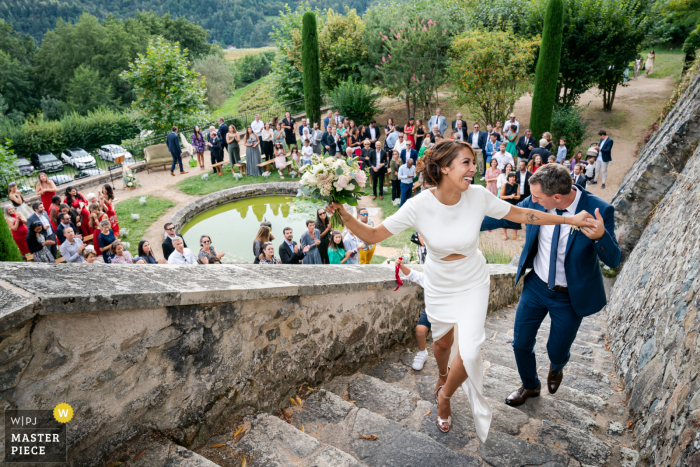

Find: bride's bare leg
[437,350,468,421]
[433,328,454,392]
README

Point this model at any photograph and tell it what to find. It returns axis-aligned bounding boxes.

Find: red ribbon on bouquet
[394,256,404,291]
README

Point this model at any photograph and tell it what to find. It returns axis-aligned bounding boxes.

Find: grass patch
[370,254,388,264]
[479,234,514,264]
[177,168,299,196]
[223,47,276,62]
[637,49,685,81]
[215,77,265,116]
[114,195,175,255]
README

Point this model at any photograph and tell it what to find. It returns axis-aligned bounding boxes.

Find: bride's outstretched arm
[504,205,594,227]
[326,202,393,245]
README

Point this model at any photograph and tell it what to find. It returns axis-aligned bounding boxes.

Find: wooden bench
[25,234,94,263]
[211,160,228,176]
[232,162,246,176]
[257,159,277,172]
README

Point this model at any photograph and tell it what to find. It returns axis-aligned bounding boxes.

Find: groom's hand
[581,208,605,241]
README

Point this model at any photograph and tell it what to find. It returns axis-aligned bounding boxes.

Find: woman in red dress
[48,195,61,230]
[35,172,57,213]
[100,184,119,236]
[405,117,416,149]
[64,186,91,238]
[88,203,109,256]
[4,206,29,256]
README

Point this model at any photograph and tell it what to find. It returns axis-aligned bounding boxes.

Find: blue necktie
[548,209,566,289]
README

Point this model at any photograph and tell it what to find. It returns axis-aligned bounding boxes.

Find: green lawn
[176,167,299,196]
[215,77,265,116]
[637,48,685,81]
[114,195,175,255]
[370,254,388,264]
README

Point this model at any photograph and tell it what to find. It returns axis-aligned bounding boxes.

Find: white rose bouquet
[298,155,367,227]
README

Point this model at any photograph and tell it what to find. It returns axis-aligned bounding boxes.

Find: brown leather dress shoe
[505,384,541,407]
[547,366,564,394]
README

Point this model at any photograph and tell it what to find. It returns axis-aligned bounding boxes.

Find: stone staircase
[190,305,642,467]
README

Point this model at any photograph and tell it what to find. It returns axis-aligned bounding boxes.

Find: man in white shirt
[493,142,514,171]
[453,120,466,141]
[333,110,344,126]
[505,114,520,134]
[517,160,532,198]
[428,108,448,136]
[312,122,323,154]
[394,132,407,153]
[167,237,197,264]
[398,158,417,206]
[251,114,264,140]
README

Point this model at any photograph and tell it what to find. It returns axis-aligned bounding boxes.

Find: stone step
[114,437,223,467]
[484,311,606,346]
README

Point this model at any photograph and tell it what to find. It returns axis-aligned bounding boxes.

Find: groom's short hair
[529,164,572,196]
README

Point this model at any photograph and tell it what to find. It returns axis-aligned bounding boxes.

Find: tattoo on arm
[526,212,540,223]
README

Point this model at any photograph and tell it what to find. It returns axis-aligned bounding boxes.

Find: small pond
[180,196,325,263]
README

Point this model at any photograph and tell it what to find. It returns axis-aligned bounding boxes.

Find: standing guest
[88,203,108,256]
[48,195,62,228]
[645,50,655,76]
[486,124,502,142]
[399,157,417,206]
[384,118,395,137]
[35,172,57,212]
[485,160,501,196]
[517,160,533,199]
[323,110,334,131]
[389,150,401,205]
[97,220,117,263]
[312,122,324,154]
[497,162,514,197]
[279,227,305,264]
[505,114,520,134]
[428,108,448,136]
[543,132,553,151]
[517,129,535,162]
[300,126,313,148]
[400,140,417,164]
[250,114,264,141]
[274,143,288,178]
[347,128,362,152]
[452,120,467,142]
[527,154,544,173]
[500,172,521,240]
[357,207,376,264]
[346,119,356,135]
[162,223,187,259]
[253,225,274,264]
[258,242,280,264]
[315,208,332,264]
[27,202,57,258]
[56,213,77,244]
[429,125,442,144]
[505,124,519,160]
[342,227,364,264]
[4,205,29,256]
[226,125,241,165]
[198,235,225,264]
[274,122,287,152]
[568,150,585,173]
[261,122,275,161]
[99,184,119,236]
[528,139,552,164]
[332,109,344,126]
[360,139,373,169]
[364,119,381,146]
[572,163,587,188]
[192,125,207,169]
[244,126,263,176]
[494,120,504,137]
[8,182,33,218]
[110,242,134,264]
[323,126,341,157]
[59,226,85,263]
[484,132,500,164]
[547,155,557,164]
[395,257,431,370]
[336,120,347,147]
[83,249,98,263]
[415,119,426,149]
[167,126,187,176]
[385,125,400,151]
[300,219,322,264]
[207,126,224,172]
[493,142,515,171]
[168,237,197,264]
[298,117,309,138]
[282,111,297,148]
[405,117,417,148]
[418,137,431,159]
[633,54,642,80]
[451,113,467,134]
[27,221,55,262]
[328,230,350,264]
[64,186,91,238]
[468,123,488,175]
[395,132,407,154]
[369,140,388,199]
[296,143,309,166]
[217,118,228,145]
[592,130,613,189]
[138,241,166,264]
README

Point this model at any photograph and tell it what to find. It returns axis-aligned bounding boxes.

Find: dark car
[30,152,63,173]
[13,157,34,176]
[47,174,74,186]
[73,168,105,179]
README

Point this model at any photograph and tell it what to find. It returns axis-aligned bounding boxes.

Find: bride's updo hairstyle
[422,140,476,186]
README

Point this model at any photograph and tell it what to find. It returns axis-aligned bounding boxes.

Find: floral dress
[485,167,501,196]
[192,133,207,153]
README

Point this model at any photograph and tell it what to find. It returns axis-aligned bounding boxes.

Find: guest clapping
[328,230,350,264]
[198,235,224,264]
[279,227,304,264]
[59,226,85,263]
[258,242,280,264]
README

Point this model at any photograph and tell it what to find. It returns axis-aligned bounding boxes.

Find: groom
[481,164,621,406]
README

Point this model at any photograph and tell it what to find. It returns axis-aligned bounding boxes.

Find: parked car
[61,148,96,170]
[13,157,34,176]
[30,152,63,173]
[74,168,105,179]
[98,145,135,165]
[48,174,74,186]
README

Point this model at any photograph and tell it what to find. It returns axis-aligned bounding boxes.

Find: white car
[61,148,97,170]
[98,144,135,165]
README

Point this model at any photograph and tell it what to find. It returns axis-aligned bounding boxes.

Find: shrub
[302,12,322,126]
[328,79,380,125]
[0,211,23,261]
[234,51,274,88]
[551,104,589,151]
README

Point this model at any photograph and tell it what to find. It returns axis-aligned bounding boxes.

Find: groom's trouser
[512,272,583,390]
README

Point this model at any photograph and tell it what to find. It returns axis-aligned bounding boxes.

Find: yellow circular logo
[53,403,73,423]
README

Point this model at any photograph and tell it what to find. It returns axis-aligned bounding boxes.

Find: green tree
[193,54,234,110]
[0,51,35,115]
[316,8,368,91]
[529,0,564,140]
[120,36,207,133]
[328,79,379,124]
[450,29,538,125]
[302,12,322,126]
[268,3,311,105]
[233,51,274,87]
[65,64,118,114]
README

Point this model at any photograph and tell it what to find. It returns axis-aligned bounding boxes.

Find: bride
[327,140,592,442]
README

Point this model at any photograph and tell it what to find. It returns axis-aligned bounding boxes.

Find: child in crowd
[556,138,567,164]
[585,156,597,181]
[395,257,431,371]
[300,140,312,165]
[547,155,557,164]
[274,143,287,179]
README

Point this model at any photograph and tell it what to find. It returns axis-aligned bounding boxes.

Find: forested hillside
[0,0,374,48]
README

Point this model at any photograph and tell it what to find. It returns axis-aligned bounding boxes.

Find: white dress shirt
[533,187,581,287]
[454,127,464,141]
[369,126,377,140]
[251,119,264,137]
[505,119,520,134]
[493,151,514,171]
[519,170,527,195]
[597,137,608,161]
[395,140,407,153]
[168,248,198,264]
[38,212,53,236]
[471,131,480,149]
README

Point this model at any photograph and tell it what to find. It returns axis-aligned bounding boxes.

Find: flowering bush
[122,166,140,188]
[139,196,147,205]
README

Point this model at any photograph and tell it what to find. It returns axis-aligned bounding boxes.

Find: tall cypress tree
[0,216,23,262]
[529,0,564,139]
[301,12,321,127]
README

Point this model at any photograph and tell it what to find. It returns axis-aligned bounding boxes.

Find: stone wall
[611,67,700,261]
[0,262,521,466]
[607,143,700,466]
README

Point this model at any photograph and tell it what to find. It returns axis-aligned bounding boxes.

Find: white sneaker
[412,351,429,371]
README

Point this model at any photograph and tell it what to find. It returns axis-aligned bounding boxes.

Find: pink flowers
[427,19,435,26]
[375,65,379,68]
[355,170,367,187]
[382,56,386,62]
[396,33,401,39]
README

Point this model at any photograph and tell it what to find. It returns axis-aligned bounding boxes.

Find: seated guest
[328,230,350,264]
[168,236,197,264]
[279,227,305,264]
[60,204,81,234]
[27,201,57,258]
[137,240,166,264]
[547,155,557,164]
[83,249,98,263]
[59,226,85,263]
[198,235,225,264]
[27,221,55,263]
[97,219,118,264]
[258,242,280,265]
[110,241,134,264]
[162,222,186,259]
[135,258,147,264]
[56,212,78,244]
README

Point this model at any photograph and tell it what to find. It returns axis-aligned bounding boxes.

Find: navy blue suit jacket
[481,185,621,317]
[599,138,613,162]
[468,131,488,150]
[166,132,181,154]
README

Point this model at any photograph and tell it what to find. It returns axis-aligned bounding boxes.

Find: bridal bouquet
[298,155,366,226]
